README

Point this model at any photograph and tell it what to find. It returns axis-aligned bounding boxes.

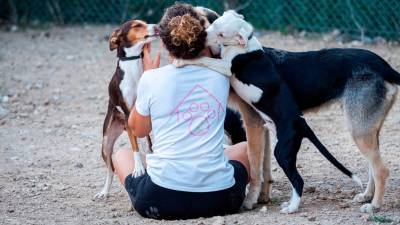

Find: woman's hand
[143,43,161,71]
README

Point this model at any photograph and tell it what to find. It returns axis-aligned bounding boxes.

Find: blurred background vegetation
[1,0,399,40]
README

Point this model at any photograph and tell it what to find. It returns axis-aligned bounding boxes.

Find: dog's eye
[218,33,224,38]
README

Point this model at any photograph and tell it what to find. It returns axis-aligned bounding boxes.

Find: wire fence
[1,0,399,40]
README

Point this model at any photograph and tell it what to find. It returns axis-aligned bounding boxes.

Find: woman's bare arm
[128,107,151,138]
[173,57,232,77]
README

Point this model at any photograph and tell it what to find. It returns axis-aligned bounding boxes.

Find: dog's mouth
[144,26,160,39]
[144,34,159,39]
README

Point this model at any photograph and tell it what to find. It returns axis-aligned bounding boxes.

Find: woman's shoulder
[143,64,174,77]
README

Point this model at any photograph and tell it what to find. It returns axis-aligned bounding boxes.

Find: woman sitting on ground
[112,3,250,220]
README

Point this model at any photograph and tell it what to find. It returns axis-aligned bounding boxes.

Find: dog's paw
[353,193,373,203]
[242,199,255,210]
[280,204,299,214]
[360,203,380,214]
[93,190,109,199]
[242,195,258,210]
[131,166,145,178]
[258,192,271,204]
[280,201,290,209]
[132,152,145,178]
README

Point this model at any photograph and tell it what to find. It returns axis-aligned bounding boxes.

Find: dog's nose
[154,25,160,35]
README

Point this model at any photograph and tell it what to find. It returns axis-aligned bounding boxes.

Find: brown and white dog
[94,20,158,199]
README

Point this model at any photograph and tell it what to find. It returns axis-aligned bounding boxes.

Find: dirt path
[0,26,399,225]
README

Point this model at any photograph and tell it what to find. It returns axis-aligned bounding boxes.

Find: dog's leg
[173,57,232,77]
[146,135,152,152]
[344,81,397,212]
[258,128,272,203]
[126,125,145,178]
[274,132,303,214]
[95,109,124,199]
[352,133,388,213]
[353,164,375,203]
[237,101,265,209]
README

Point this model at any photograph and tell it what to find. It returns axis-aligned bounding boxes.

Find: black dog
[261,47,400,212]
[230,49,362,213]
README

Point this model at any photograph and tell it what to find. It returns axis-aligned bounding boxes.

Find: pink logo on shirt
[170,84,224,136]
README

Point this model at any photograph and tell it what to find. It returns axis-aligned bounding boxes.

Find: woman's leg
[224,142,250,181]
[112,149,135,185]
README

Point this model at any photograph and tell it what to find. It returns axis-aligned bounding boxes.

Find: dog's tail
[301,119,363,188]
[377,57,400,85]
[386,67,400,85]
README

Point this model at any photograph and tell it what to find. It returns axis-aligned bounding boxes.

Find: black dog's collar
[247,31,253,41]
[119,52,143,61]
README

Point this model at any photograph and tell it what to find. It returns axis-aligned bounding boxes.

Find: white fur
[230,75,263,103]
[115,106,124,113]
[280,187,301,213]
[132,151,145,178]
[94,166,114,199]
[119,58,142,109]
[230,76,278,148]
[352,174,363,188]
[118,24,157,109]
[255,109,278,148]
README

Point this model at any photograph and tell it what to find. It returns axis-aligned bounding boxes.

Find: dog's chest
[118,60,143,109]
[230,75,278,146]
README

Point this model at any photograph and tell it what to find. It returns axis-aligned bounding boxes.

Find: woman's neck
[168,47,212,63]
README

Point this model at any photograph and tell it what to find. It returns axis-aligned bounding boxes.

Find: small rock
[212,216,225,225]
[259,206,268,213]
[71,124,79,129]
[41,183,51,191]
[338,202,350,209]
[308,216,316,222]
[300,212,308,217]
[44,129,52,134]
[2,96,9,103]
[7,209,14,213]
[304,186,316,193]
[69,147,80,152]
[18,113,29,118]
[25,83,32,90]
[66,55,75,60]
[33,81,44,89]
[0,106,8,119]
[43,99,50,106]
[75,163,84,168]
[10,25,18,32]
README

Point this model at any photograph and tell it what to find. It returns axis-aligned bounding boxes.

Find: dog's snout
[154,25,160,35]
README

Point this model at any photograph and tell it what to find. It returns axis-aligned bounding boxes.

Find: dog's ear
[224,10,244,19]
[109,29,121,51]
[236,27,249,47]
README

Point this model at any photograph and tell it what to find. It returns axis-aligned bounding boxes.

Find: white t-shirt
[135,64,234,192]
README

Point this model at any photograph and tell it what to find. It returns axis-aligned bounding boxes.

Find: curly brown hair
[159,3,207,59]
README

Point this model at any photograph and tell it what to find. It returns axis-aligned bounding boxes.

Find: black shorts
[124,160,248,220]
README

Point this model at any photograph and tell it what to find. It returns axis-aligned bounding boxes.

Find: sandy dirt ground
[0,26,399,225]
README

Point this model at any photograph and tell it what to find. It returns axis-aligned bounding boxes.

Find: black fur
[224,109,246,144]
[230,49,357,198]
[263,47,400,111]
